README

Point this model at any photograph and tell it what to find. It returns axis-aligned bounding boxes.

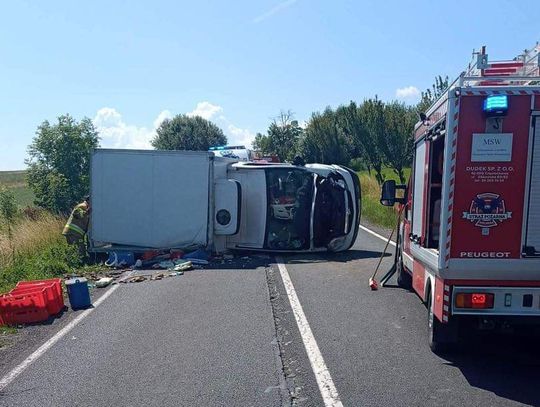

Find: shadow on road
[442,332,540,405]
[284,249,391,264]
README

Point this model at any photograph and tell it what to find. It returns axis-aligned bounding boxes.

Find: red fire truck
[380,43,540,351]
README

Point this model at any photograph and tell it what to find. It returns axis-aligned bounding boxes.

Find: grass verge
[358,168,410,230]
[0,212,82,294]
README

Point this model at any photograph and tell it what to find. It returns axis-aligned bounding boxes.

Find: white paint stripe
[359,225,396,247]
[276,258,343,407]
[0,284,120,391]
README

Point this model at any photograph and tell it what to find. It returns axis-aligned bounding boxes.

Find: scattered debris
[173,261,192,271]
[95,277,113,288]
[122,276,147,283]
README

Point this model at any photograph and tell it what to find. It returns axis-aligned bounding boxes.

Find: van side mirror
[380,180,407,206]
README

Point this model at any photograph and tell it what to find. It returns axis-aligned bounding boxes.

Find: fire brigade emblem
[462,192,511,228]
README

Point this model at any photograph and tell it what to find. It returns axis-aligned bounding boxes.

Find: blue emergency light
[483,95,508,116]
[209,145,246,151]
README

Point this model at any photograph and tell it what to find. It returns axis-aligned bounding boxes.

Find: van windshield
[265,168,314,250]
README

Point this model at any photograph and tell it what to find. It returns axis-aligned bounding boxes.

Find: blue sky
[1,0,539,170]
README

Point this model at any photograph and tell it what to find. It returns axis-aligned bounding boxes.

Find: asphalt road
[1,227,539,406]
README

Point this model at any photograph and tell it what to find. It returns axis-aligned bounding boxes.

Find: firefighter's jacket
[63,202,90,238]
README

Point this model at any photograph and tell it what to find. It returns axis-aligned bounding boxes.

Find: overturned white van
[89,149,360,253]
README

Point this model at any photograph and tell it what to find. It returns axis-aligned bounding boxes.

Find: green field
[0,170,35,207]
[358,167,411,230]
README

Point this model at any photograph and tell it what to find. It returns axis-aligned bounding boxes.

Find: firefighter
[63,196,91,257]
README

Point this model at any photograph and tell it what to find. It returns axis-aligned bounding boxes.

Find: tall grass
[359,174,399,229]
[0,212,81,294]
[358,168,410,230]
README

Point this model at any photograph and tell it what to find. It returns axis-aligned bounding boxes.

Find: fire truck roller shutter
[412,140,427,241]
[525,116,540,253]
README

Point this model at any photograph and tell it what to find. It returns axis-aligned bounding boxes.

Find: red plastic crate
[0,304,50,325]
[0,279,65,326]
[11,285,63,316]
[0,291,50,325]
[17,278,62,299]
[15,279,64,315]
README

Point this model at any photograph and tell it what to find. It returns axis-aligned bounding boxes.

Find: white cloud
[252,0,297,23]
[93,107,122,127]
[187,101,223,120]
[226,124,256,148]
[396,86,421,101]
[93,103,256,150]
[188,101,255,147]
[93,107,170,149]
[153,109,172,128]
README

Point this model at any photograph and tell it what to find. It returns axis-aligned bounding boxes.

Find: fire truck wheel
[427,290,457,353]
[396,236,412,289]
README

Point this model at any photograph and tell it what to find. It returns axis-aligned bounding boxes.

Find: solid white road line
[276,257,343,407]
[359,225,396,247]
[0,284,120,392]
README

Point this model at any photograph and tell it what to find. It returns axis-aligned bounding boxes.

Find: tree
[342,100,385,184]
[417,75,449,114]
[151,115,227,151]
[252,132,272,155]
[299,107,350,165]
[0,187,18,254]
[381,102,416,183]
[254,111,302,162]
[26,115,99,214]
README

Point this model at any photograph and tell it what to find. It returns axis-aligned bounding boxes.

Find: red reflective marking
[488,61,523,69]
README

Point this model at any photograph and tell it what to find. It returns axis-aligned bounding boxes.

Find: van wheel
[427,291,457,353]
[396,237,412,289]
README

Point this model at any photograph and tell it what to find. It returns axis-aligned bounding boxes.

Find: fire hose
[369,204,405,290]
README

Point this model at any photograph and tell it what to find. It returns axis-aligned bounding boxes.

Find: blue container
[65,277,92,310]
